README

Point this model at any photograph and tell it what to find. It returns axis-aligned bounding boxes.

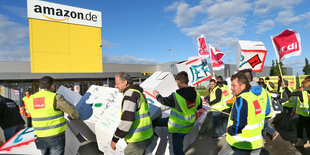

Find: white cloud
[207,0,251,19]
[275,10,310,26]
[0,46,30,61]
[224,50,235,55]
[181,17,246,48]
[0,14,29,61]
[284,58,305,66]
[256,20,275,34]
[102,53,158,64]
[226,58,233,62]
[101,39,118,48]
[254,0,303,14]
[1,5,27,19]
[0,14,29,48]
[165,1,205,27]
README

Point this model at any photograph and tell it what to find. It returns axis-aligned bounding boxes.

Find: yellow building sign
[27,0,103,73]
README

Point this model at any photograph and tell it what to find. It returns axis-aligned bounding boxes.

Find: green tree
[303,58,310,75]
[270,60,275,76]
[270,60,285,76]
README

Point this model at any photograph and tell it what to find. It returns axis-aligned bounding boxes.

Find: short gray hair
[115,72,133,85]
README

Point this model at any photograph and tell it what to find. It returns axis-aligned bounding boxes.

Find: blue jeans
[212,112,225,137]
[3,124,25,141]
[152,117,186,154]
[218,144,261,155]
[35,134,65,155]
[263,118,276,139]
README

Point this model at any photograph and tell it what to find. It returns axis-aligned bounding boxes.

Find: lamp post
[168,49,173,73]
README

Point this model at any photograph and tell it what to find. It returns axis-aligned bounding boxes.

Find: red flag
[271,29,301,62]
[197,34,209,58]
[209,44,224,71]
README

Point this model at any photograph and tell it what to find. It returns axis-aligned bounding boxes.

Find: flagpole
[277,59,284,84]
[209,44,216,78]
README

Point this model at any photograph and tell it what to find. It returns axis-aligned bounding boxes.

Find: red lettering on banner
[290,81,294,86]
[253,100,261,115]
[186,100,196,109]
[33,97,45,109]
[223,90,229,96]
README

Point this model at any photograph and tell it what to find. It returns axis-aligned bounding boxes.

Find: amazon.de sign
[27,0,101,28]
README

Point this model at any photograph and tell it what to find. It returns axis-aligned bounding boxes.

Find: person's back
[25,76,79,155]
[0,95,25,141]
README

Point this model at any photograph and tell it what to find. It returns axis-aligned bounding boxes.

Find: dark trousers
[281,107,293,130]
[27,117,32,127]
[297,115,310,139]
[212,111,226,137]
[153,117,186,155]
[35,134,65,155]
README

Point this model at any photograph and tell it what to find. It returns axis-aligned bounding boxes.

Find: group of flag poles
[197,29,302,82]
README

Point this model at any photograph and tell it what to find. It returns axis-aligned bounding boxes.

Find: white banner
[27,0,102,27]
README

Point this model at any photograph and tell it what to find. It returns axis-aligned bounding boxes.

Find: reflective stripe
[243,120,264,130]
[32,113,64,121]
[211,103,227,109]
[168,120,194,129]
[170,110,195,121]
[135,112,150,120]
[283,102,295,106]
[232,134,262,142]
[34,121,66,131]
[128,124,152,134]
[299,103,310,108]
[298,108,310,113]
[223,96,233,102]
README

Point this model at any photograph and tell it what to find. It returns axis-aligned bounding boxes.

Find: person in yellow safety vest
[277,80,296,131]
[206,79,229,139]
[216,76,234,106]
[111,72,153,155]
[26,76,79,155]
[285,79,310,148]
[265,77,275,92]
[219,72,269,155]
[258,82,279,143]
[22,90,32,127]
[152,71,202,155]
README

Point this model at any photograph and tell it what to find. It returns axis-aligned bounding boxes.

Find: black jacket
[156,87,202,110]
[0,96,25,129]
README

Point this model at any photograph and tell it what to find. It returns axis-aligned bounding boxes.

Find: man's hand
[204,102,210,107]
[281,82,287,88]
[110,141,116,150]
[153,90,159,96]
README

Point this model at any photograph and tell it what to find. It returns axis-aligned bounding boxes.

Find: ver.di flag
[209,44,224,71]
[271,29,301,62]
[197,34,209,58]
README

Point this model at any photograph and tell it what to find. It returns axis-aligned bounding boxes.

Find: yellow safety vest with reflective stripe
[26,91,66,137]
[296,91,310,117]
[210,86,229,111]
[22,96,31,117]
[221,85,233,103]
[265,80,274,92]
[280,87,296,108]
[168,91,201,133]
[121,89,153,142]
[226,92,266,150]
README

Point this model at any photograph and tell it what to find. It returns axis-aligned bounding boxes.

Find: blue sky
[0,0,310,75]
